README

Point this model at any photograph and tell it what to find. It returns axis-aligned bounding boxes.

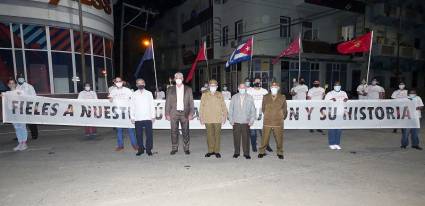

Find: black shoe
[170,150,177,155]
[258,153,266,158]
[278,155,284,159]
[233,154,240,158]
[266,146,273,152]
[147,151,153,156]
[412,146,423,150]
[136,149,144,156]
[205,152,214,157]
[244,155,251,159]
[400,146,407,149]
[215,153,221,158]
[184,150,190,155]
[393,129,397,133]
[309,129,314,133]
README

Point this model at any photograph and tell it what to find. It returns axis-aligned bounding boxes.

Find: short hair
[136,78,145,83]
[174,72,184,78]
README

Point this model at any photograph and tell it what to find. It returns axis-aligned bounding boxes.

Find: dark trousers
[170,112,190,151]
[135,120,153,152]
[27,124,38,139]
[233,123,250,156]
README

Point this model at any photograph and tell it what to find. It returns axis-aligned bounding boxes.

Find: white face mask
[84,86,91,91]
[271,87,279,95]
[409,94,416,98]
[334,85,341,92]
[245,82,250,87]
[115,82,123,88]
[223,87,227,91]
[175,79,183,85]
[209,86,217,93]
[239,88,246,94]
[399,85,405,89]
[371,81,377,85]
[17,78,25,84]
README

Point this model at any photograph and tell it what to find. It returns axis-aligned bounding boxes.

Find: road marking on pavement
[0,128,77,135]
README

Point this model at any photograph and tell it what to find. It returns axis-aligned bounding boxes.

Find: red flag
[186,42,207,83]
[337,32,372,54]
[272,36,301,64]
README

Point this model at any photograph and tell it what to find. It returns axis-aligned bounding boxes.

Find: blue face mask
[334,85,341,92]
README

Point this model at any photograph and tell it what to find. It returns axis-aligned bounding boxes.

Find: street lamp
[142,39,150,47]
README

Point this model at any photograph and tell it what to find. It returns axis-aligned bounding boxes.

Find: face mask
[245,82,250,87]
[254,83,261,87]
[371,81,377,85]
[409,94,416,98]
[209,86,217,93]
[313,84,319,87]
[84,86,90,91]
[204,84,208,88]
[115,82,123,88]
[223,87,227,91]
[137,85,145,90]
[271,87,279,95]
[17,78,25,84]
[399,85,405,89]
[239,88,246,94]
[175,79,183,85]
[334,85,341,92]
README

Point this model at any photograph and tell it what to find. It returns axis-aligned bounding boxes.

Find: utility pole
[78,0,86,84]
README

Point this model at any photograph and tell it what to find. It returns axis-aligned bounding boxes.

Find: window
[49,27,71,51]
[326,63,347,88]
[341,25,355,41]
[94,56,107,92]
[280,16,291,38]
[75,54,93,91]
[105,59,113,83]
[25,50,51,94]
[0,49,14,83]
[92,35,104,56]
[52,52,74,93]
[22,25,47,50]
[302,21,313,40]
[210,65,220,82]
[222,26,229,46]
[14,50,25,77]
[105,38,113,58]
[280,61,290,93]
[73,31,91,54]
[0,22,11,48]
[235,20,243,41]
[11,23,22,49]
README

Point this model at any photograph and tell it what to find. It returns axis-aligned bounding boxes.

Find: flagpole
[151,38,159,92]
[366,30,373,83]
[297,33,302,81]
[249,36,254,79]
[204,42,209,80]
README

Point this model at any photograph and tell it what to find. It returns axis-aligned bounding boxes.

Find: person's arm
[343,92,349,102]
[248,97,256,126]
[164,87,171,119]
[129,93,136,123]
[77,92,82,99]
[379,87,385,99]
[29,85,36,96]
[228,97,235,125]
[221,94,228,124]
[307,90,312,100]
[199,93,206,124]
[93,91,98,99]
[150,92,155,121]
[188,87,195,119]
[282,95,288,120]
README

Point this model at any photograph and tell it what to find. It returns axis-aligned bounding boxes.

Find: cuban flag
[225,37,253,67]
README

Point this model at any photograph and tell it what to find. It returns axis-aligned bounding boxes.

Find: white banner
[2,93,420,129]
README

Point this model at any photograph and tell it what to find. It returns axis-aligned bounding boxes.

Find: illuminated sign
[49,0,112,15]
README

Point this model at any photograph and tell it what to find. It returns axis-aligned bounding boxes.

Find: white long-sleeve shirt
[130,89,155,121]
[16,82,36,96]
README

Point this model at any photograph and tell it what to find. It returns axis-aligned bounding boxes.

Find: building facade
[0,0,114,95]
[152,0,425,98]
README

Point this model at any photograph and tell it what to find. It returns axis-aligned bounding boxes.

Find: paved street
[0,124,424,206]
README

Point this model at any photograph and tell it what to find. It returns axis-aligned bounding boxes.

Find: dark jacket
[165,85,195,117]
